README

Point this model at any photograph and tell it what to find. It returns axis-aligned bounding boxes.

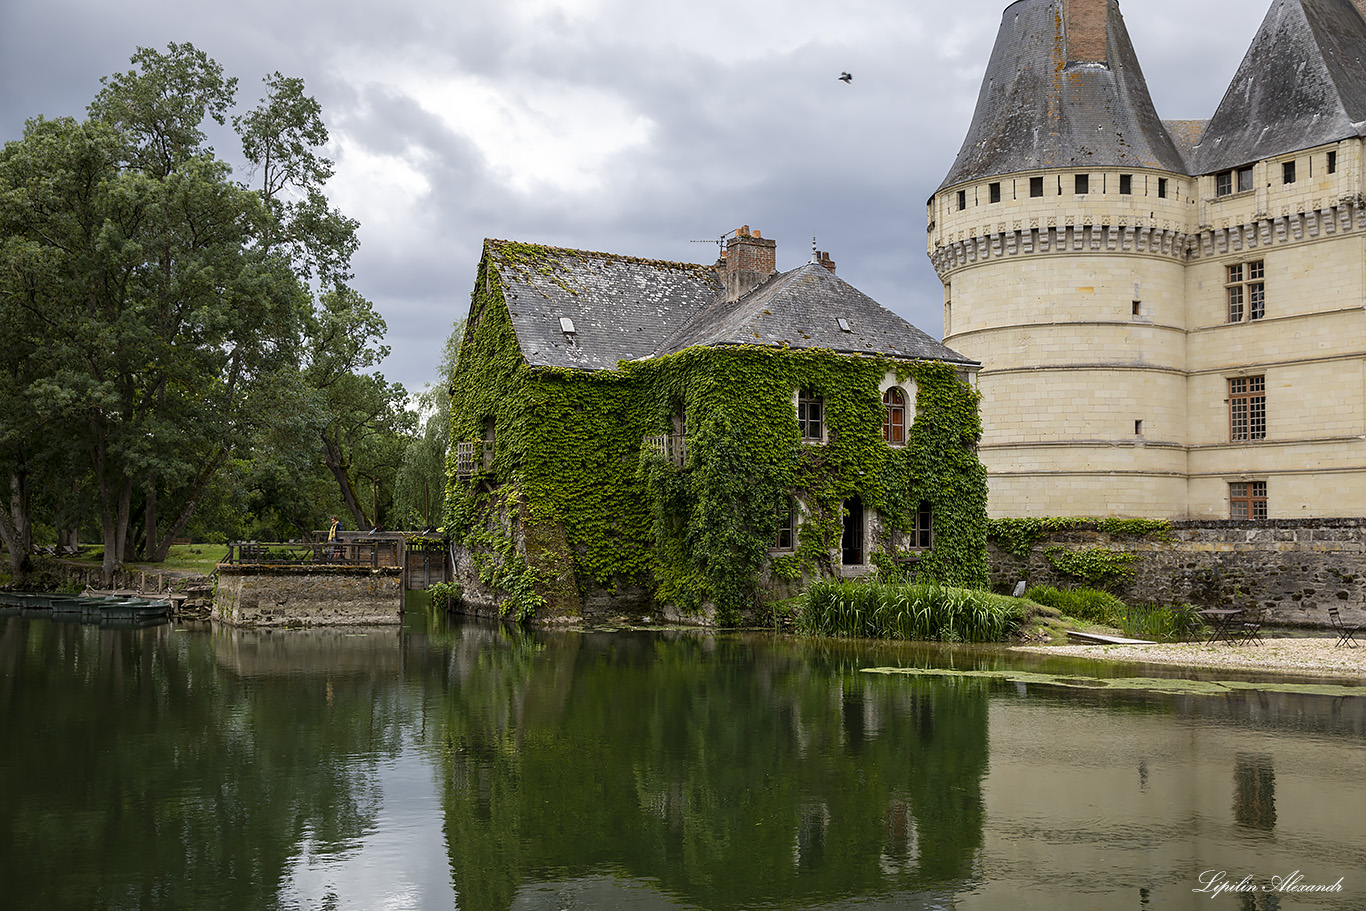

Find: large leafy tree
[0,43,366,582]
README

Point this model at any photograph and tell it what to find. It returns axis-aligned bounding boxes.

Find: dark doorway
[842,497,864,565]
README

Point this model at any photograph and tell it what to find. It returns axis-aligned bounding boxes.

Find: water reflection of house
[447,229,986,622]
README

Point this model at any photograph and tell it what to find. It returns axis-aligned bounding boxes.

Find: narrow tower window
[1074,174,1089,195]
[1030,176,1044,198]
[1157,177,1168,199]
[989,182,1001,203]
[1119,174,1132,195]
[1282,161,1296,185]
[1328,151,1337,174]
[957,189,967,211]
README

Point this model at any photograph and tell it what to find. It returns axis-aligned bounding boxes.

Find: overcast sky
[1,0,1265,393]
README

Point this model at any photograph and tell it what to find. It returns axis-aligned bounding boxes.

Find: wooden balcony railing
[222,538,402,568]
[455,441,495,480]
[643,432,687,468]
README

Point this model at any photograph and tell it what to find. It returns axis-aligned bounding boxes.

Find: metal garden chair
[1328,606,1360,649]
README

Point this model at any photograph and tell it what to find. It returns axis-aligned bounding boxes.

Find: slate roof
[485,240,721,371]
[1192,0,1366,174]
[938,0,1187,190]
[657,261,977,365]
[482,240,976,371]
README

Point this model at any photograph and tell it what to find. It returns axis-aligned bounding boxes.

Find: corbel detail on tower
[929,223,1194,277]
[1185,198,1364,264]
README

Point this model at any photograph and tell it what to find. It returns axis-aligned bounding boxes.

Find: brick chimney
[722,226,776,301]
[817,251,836,274]
[1064,0,1110,66]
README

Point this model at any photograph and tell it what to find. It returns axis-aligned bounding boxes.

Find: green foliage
[1024,585,1127,624]
[1043,546,1138,589]
[0,42,378,580]
[1121,603,1205,641]
[426,581,463,610]
[986,518,1085,558]
[1094,518,1172,540]
[1025,585,1204,641]
[797,579,1026,642]
[446,246,989,623]
[987,517,1171,558]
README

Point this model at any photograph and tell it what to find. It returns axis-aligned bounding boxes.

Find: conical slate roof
[1192,0,1366,174]
[939,0,1188,190]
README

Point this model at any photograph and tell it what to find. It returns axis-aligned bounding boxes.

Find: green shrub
[797,579,1027,643]
[1024,585,1126,624]
[1026,585,1205,641]
[427,581,463,611]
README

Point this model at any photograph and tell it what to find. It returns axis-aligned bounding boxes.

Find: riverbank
[1011,637,1365,681]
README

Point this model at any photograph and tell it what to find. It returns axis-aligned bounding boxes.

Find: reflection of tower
[1233,753,1276,831]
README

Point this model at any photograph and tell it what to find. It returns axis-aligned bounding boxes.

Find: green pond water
[1,601,1364,910]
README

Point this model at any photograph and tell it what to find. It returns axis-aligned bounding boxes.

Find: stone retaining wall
[213,565,402,627]
[990,519,1366,628]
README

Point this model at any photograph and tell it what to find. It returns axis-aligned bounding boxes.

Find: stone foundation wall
[213,566,402,627]
[990,519,1366,628]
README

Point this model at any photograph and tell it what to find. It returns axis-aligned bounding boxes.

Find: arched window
[883,388,906,444]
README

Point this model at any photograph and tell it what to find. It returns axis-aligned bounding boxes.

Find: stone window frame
[1119,174,1132,195]
[882,387,908,446]
[1229,480,1268,519]
[1226,260,1265,322]
[1282,160,1296,185]
[1216,165,1254,197]
[910,500,934,550]
[1328,150,1337,174]
[1029,176,1044,198]
[796,389,825,444]
[1157,177,1168,199]
[1074,173,1089,195]
[1228,375,1266,442]
[772,494,796,551]
[989,181,1001,204]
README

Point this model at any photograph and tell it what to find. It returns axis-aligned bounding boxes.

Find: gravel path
[1011,638,1366,681]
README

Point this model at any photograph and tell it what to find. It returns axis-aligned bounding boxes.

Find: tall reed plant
[797,580,1027,643]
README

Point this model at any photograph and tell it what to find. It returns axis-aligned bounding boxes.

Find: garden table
[1198,608,1244,645]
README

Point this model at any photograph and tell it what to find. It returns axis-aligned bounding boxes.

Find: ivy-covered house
[446,227,988,624]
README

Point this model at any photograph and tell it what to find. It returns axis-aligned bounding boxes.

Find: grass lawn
[55,543,226,576]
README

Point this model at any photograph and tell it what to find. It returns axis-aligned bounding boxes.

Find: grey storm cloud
[2,0,1262,392]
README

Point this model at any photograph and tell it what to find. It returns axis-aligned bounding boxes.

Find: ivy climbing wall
[446,249,990,625]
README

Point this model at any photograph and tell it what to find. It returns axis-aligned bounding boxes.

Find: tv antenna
[689,233,727,256]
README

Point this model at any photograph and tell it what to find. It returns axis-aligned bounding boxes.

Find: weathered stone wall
[213,566,402,627]
[990,519,1366,628]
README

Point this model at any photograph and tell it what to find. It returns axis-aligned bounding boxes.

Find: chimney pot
[722,226,777,302]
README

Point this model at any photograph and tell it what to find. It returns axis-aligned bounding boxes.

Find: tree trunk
[321,431,370,530]
[0,471,33,578]
[96,442,133,587]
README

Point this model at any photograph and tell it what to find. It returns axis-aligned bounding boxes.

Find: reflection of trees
[0,618,401,910]
[428,627,990,911]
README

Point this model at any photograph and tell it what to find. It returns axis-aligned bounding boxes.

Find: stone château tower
[929,0,1366,520]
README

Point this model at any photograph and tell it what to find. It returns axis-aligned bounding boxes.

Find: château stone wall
[213,565,402,627]
[990,519,1366,628]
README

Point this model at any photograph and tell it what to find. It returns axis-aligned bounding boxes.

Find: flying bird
[839,72,852,83]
